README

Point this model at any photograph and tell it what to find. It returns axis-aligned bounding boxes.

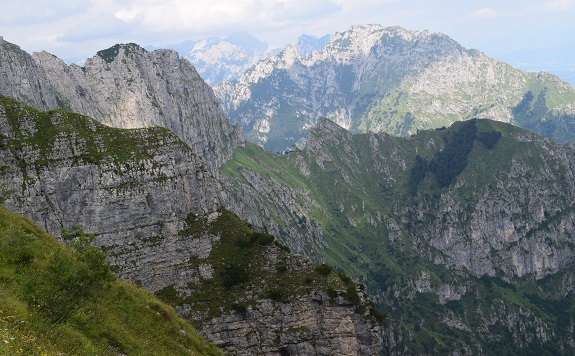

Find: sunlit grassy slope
[0,205,222,356]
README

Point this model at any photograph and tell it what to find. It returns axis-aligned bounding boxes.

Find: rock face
[0,96,220,291]
[0,96,383,355]
[221,117,575,354]
[215,24,575,151]
[0,39,244,169]
[199,292,380,355]
[0,36,58,109]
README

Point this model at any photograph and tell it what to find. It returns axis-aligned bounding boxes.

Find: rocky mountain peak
[96,42,147,64]
[215,24,575,152]
[0,39,244,169]
[295,33,330,58]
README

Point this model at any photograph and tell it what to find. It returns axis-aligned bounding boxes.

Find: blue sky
[1,0,573,85]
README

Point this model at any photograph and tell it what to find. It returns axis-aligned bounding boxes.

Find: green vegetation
[408,120,501,194]
[0,205,222,355]
[512,88,575,143]
[0,95,181,169]
[156,208,384,326]
[222,117,575,353]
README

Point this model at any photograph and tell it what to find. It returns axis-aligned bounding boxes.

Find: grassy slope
[0,205,222,356]
[221,119,575,353]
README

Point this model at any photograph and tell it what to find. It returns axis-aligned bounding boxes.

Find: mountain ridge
[221,116,575,353]
[0,37,244,170]
[215,24,575,152]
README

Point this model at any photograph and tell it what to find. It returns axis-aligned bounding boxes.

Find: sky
[1,0,574,85]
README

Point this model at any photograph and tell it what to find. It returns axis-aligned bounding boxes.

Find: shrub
[220,264,249,288]
[315,263,333,276]
[263,289,286,302]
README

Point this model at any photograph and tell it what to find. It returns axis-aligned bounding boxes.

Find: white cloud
[470,7,500,20]
[60,13,134,42]
[113,0,341,34]
[0,0,89,25]
[541,0,574,12]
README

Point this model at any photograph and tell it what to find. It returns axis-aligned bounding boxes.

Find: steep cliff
[221,117,575,354]
[0,36,58,109]
[0,39,244,169]
[215,24,575,151]
[160,208,383,355]
[0,96,383,355]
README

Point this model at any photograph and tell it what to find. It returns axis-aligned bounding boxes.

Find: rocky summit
[0,37,244,170]
[215,24,575,152]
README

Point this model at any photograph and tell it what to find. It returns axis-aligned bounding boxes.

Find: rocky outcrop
[0,39,244,169]
[198,292,381,355]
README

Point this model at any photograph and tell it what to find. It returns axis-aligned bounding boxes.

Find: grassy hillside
[0,205,222,355]
[221,118,575,353]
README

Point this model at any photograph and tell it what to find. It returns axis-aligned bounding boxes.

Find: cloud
[470,7,500,20]
[541,0,574,12]
[269,0,341,22]
[60,13,134,42]
[113,0,341,34]
[0,0,89,25]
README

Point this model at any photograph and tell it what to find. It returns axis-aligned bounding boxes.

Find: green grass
[0,95,183,168]
[0,205,222,355]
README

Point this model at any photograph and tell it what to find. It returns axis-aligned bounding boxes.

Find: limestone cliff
[0,36,58,109]
[0,38,244,169]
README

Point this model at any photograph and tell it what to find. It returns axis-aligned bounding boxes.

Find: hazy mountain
[148,32,279,85]
[295,33,331,58]
[215,24,575,152]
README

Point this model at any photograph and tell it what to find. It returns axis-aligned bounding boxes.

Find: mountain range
[214,24,575,152]
[148,32,332,86]
[2,24,575,355]
[0,36,382,355]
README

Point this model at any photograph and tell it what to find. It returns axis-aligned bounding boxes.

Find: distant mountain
[294,33,331,58]
[215,24,575,152]
[148,32,279,85]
